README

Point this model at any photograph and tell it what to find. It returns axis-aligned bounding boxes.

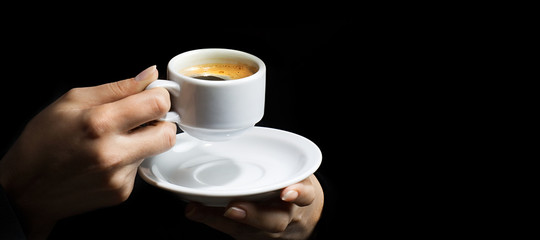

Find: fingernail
[224,207,246,220]
[135,65,157,82]
[281,190,299,202]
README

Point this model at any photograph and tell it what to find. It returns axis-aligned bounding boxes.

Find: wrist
[9,195,56,240]
[1,154,57,240]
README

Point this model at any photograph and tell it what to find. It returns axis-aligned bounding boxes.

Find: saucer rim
[138,127,322,197]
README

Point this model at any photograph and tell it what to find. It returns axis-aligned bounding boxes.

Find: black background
[0,6,509,239]
[1,12,365,239]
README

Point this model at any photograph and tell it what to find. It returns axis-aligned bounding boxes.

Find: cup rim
[167,48,266,86]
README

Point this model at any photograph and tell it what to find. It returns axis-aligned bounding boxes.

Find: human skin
[0,65,324,240]
[0,66,176,239]
[185,174,324,240]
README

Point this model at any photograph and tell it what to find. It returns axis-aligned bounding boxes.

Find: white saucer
[138,127,322,206]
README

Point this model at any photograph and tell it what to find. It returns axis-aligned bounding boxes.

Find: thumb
[280,175,317,206]
[84,65,158,104]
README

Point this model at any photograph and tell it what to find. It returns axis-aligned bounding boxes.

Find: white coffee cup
[146,49,266,141]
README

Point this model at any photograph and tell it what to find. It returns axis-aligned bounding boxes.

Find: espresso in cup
[180,63,257,81]
[146,48,266,141]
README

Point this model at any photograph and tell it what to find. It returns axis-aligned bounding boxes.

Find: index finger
[80,66,158,106]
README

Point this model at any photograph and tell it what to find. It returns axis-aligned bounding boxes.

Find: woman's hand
[0,66,177,239]
[185,174,324,240]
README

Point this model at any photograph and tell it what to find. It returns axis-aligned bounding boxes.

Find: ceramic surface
[138,127,322,206]
[146,49,266,141]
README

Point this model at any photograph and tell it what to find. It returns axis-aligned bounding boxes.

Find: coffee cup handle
[145,80,181,125]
